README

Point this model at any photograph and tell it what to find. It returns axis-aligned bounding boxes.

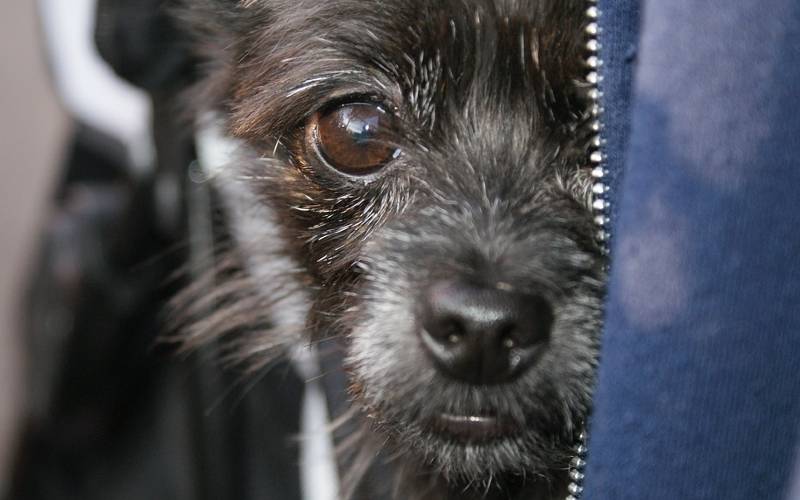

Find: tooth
[570,457,586,468]
[568,483,584,495]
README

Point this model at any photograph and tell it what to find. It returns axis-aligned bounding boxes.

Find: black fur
[175,1,604,498]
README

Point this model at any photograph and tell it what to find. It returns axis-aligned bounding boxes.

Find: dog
[175,1,605,498]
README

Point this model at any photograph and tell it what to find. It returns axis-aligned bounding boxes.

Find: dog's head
[179,0,603,495]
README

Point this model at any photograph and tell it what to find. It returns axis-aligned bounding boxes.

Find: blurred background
[0,4,310,499]
[0,1,67,489]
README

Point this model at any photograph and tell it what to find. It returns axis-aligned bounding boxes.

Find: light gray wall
[0,1,68,488]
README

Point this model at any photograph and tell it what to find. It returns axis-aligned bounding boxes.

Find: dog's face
[182,0,603,496]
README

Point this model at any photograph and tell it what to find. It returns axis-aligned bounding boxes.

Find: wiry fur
[173,1,605,498]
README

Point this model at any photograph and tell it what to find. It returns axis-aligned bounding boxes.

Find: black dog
[177,1,604,498]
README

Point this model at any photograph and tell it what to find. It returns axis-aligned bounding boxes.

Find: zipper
[585,1,610,253]
[566,2,607,499]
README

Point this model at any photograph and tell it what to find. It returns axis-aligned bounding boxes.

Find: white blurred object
[196,118,340,500]
[37,0,154,172]
[299,364,340,500]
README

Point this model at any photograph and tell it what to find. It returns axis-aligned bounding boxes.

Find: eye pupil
[310,103,399,175]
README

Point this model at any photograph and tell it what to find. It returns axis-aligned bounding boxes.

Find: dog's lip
[430,413,519,442]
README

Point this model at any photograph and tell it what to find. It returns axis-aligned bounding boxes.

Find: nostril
[499,325,517,350]
[423,316,467,346]
[439,317,465,345]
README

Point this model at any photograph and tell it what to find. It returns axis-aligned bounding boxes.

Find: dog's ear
[173,0,245,40]
[173,0,262,36]
[171,0,265,111]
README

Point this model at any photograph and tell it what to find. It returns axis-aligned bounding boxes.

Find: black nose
[419,280,553,385]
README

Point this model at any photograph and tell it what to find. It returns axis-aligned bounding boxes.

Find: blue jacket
[585,1,800,499]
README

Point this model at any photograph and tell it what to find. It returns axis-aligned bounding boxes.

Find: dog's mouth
[430,412,521,442]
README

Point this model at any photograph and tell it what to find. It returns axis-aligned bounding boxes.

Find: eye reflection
[308,103,400,175]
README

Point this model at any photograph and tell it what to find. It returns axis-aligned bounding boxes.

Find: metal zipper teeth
[585,1,610,255]
[565,4,606,500]
[566,430,588,500]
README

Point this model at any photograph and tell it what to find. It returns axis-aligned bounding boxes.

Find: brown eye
[308,103,400,175]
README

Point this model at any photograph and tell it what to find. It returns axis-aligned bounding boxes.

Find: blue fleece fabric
[583,1,800,499]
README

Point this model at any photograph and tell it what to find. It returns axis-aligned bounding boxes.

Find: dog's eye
[308,103,400,175]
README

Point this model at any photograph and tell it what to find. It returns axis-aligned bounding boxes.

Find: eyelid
[314,94,397,119]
